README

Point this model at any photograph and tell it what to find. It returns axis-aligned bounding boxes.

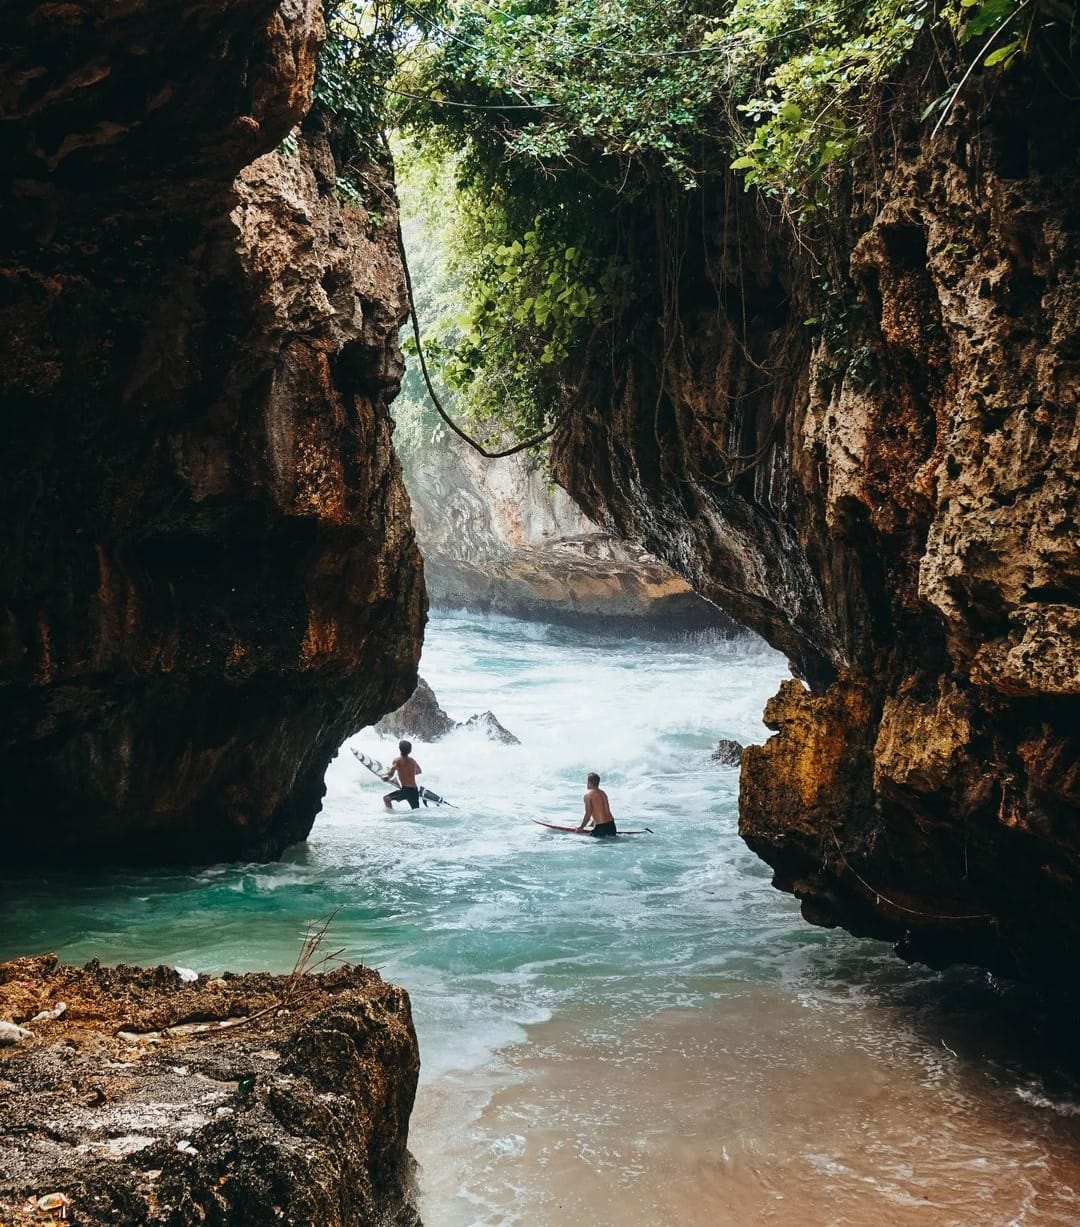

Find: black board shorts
[387,786,421,809]
[590,821,618,837]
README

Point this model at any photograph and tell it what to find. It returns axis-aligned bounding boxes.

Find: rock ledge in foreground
[0,955,421,1226]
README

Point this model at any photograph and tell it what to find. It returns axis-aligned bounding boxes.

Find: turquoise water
[3,611,1080,1225]
[1,613,795,1072]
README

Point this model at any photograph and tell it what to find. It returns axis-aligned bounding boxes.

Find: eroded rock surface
[462,711,519,745]
[551,58,1080,979]
[0,955,420,1226]
[375,676,520,744]
[374,677,457,742]
[407,433,733,634]
[711,740,744,768]
[0,1,425,862]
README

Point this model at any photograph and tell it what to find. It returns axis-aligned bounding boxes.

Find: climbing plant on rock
[319,0,1078,447]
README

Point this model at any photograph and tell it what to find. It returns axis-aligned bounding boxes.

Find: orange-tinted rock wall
[552,59,1079,979]
[0,1,425,861]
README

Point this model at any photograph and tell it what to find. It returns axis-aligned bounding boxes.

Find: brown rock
[549,49,1080,979]
[406,433,734,634]
[0,955,420,1226]
[0,2,425,863]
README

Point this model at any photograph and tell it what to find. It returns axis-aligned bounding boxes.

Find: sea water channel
[3,611,1080,1225]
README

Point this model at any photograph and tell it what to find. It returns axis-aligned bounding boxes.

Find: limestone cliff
[0,1,426,861]
[551,58,1079,980]
[406,434,732,632]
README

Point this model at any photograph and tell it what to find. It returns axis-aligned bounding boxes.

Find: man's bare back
[583,787,614,825]
[383,739,422,810]
[391,754,420,788]
[577,772,616,835]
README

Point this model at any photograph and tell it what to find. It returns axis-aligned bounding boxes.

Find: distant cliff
[551,57,1079,980]
[0,0,425,862]
[406,432,733,633]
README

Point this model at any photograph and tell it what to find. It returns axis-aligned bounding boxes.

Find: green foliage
[956,0,1077,69]
[402,150,609,441]
[314,1,398,139]
[437,207,604,421]
[389,141,455,462]
[393,354,449,458]
[724,0,1075,205]
[725,0,933,209]
[393,70,615,446]
[321,0,1077,447]
[810,279,879,391]
[397,0,734,189]
[313,0,430,204]
[394,0,1076,213]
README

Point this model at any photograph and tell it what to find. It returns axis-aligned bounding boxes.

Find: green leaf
[961,0,1016,41]
[983,37,1021,65]
[920,93,948,121]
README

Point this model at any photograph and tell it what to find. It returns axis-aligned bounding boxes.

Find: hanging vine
[314,0,1078,456]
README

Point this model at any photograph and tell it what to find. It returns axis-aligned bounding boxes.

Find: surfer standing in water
[382,740,422,810]
[577,772,618,837]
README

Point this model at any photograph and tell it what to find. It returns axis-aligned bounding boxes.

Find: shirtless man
[577,772,617,837]
[382,740,422,810]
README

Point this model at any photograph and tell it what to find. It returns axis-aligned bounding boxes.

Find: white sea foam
[1015,1087,1080,1117]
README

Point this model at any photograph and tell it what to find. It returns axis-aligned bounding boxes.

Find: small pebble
[29,1002,66,1022]
[0,1021,32,1045]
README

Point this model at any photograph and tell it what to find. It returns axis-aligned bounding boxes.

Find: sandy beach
[410,985,1080,1227]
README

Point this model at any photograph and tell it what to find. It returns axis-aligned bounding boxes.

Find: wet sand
[409,983,1080,1226]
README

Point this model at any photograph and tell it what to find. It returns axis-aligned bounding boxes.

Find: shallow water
[3,611,1079,1225]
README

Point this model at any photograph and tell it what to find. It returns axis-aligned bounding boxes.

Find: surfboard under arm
[350,748,456,807]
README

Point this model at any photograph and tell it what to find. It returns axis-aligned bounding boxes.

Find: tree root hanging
[395,218,559,460]
[830,833,994,923]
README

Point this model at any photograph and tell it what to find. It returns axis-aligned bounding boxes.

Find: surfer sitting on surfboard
[382,740,422,811]
[577,772,617,837]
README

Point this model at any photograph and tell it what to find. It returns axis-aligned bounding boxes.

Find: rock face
[551,58,1080,980]
[375,676,457,742]
[0,955,420,1226]
[375,676,520,744]
[711,740,744,768]
[0,2,425,862]
[406,432,733,634]
[462,711,519,745]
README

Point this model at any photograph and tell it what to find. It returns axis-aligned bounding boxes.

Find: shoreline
[409,986,1080,1226]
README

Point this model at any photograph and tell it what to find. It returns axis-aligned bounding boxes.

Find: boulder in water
[463,712,521,745]
[712,739,744,766]
[375,678,457,742]
[374,678,519,744]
